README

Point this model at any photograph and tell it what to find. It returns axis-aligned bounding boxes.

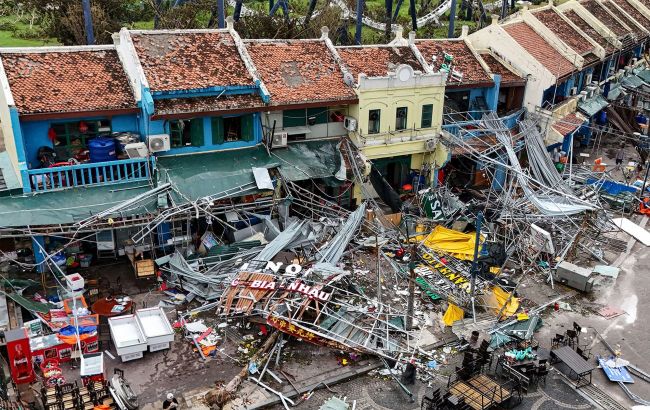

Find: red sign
[5,328,35,384]
[266,315,351,352]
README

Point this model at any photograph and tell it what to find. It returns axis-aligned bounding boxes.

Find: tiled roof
[245,40,356,106]
[563,9,616,53]
[602,0,645,37]
[416,40,493,86]
[479,53,524,85]
[533,9,594,56]
[153,94,264,117]
[503,22,576,78]
[336,46,424,79]
[130,31,254,92]
[613,0,650,29]
[1,49,136,116]
[580,0,627,37]
[552,112,585,135]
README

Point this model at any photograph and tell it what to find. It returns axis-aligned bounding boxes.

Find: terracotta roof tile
[1,49,136,116]
[153,94,264,117]
[533,9,594,56]
[416,40,493,86]
[580,0,627,37]
[131,31,254,92]
[246,40,356,106]
[504,22,576,78]
[602,0,646,36]
[613,0,650,29]
[552,112,585,135]
[336,46,424,79]
[479,53,524,85]
[563,9,616,53]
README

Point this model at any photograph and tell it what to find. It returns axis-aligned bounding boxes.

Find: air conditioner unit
[344,116,357,131]
[425,139,437,151]
[272,132,288,148]
[124,142,149,158]
[147,134,170,153]
[570,87,578,96]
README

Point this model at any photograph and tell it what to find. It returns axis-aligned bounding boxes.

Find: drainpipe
[217,0,225,28]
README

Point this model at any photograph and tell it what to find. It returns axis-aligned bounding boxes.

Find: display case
[135,307,174,352]
[108,314,147,362]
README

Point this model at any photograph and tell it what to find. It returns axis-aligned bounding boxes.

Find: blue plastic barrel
[88,138,117,163]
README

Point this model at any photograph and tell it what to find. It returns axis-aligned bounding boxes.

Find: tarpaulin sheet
[3,292,50,313]
[0,182,157,227]
[443,303,464,326]
[622,75,646,89]
[273,140,344,182]
[483,286,519,318]
[422,225,484,260]
[157,146,278,201]
[637,69,650,84]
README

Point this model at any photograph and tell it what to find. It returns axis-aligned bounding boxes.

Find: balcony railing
[25,157,155,193]
[354,128,439,147]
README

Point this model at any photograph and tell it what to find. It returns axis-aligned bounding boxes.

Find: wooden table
[551,346,595,387]
[91,297,133,317]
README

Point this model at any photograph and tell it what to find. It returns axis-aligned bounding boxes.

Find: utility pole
[405,215,418,330]
[81,0,95,45]
[447,0,457,38]
[355,0,365,44]
[469,211,483,323]
[640,159,650,201]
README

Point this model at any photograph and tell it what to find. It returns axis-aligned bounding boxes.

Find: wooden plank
[449,381,494,410]
[468,374,511,403]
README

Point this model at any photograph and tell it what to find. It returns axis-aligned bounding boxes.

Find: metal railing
[353,127,439,146]
[25,157,155,193]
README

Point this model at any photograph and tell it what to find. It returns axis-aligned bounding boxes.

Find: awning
[637,69,650,84]
[0,182,158,227]
[578,94,609,117]
[272,140,344,182]
[157,146,279,201]
[621,75,646,89]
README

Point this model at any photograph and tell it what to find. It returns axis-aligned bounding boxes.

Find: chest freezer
[135,307,175,352]
[108,314,147,362]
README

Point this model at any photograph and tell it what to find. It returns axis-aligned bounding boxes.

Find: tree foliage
[23,0,152,45]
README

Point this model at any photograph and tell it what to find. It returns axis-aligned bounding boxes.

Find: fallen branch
[204,331,280,408]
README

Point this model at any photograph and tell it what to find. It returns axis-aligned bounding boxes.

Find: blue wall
[20,114,140,168]
[153,112,263,156]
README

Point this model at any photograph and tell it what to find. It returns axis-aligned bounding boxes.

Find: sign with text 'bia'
[231,279,332,302]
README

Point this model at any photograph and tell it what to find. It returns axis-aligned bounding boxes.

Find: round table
[91,297,133,317]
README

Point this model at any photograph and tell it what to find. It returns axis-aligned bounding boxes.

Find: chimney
[548,0,553,6]
[321,26,330,40]
[491,14,499,25]
[226,16,234,30]
[460,25,469,38]
[408,31,416,45]
[394,25,404,43]
[522,4,529,11]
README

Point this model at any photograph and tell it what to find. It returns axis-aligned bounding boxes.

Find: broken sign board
[612,218,650,246]
[252,167,274,191]
[597,357,634,383]
[530,224,555,254]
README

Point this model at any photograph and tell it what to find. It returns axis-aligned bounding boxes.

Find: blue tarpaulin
[586,179,636,196]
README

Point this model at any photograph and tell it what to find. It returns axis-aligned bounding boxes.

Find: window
[283,109,306,128]
[50,120,111,152]
[421,104,433,128]
[169,118,203,148]
[395,107,408,130]
[283,108,330,128]
[368,109,381,134]
[211,114,254,144]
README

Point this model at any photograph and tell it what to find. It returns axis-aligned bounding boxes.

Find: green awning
[3,292,50,313]
[273,140,344,182]
[157,146,280,201]
[637,69,650,84]
[621,75,646,89]
[0,182,158,227]
[578,94,609,117]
